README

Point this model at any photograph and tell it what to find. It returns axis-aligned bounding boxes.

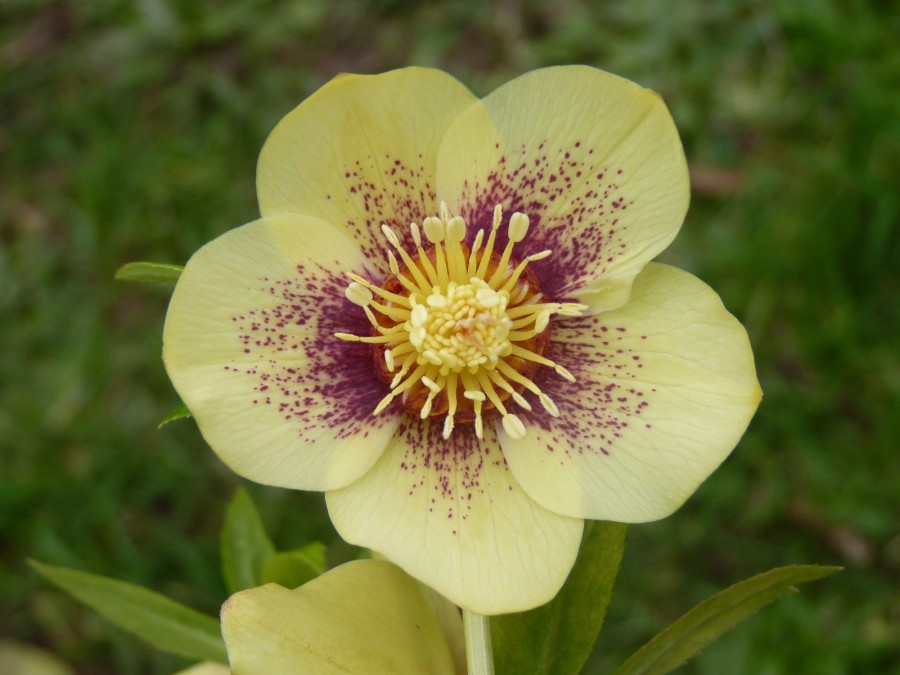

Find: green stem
[463,609,494,675]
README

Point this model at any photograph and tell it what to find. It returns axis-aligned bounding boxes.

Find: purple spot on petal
[228,263,397,441]
[455,140,633,300]
[519,316,652,460]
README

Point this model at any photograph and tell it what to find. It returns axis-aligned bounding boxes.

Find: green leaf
[612,564,842,675]
[220,487,276,594]
[115,261,183,284]
[29,560,227,664]
[158,402,192,428]
[491,521,627,675]
[261,542,327,589]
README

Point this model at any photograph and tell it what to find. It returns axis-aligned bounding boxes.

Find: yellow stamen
[340,205,584,439]
[382,224,431,291]
[474,204,503,279]
[467,229,485,277]
[348,273,410,306]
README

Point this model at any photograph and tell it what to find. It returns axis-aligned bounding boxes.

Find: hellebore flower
[163,66,761,614]
[221,560,463,674]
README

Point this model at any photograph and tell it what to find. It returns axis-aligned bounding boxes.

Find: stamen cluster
[336,204,584,440]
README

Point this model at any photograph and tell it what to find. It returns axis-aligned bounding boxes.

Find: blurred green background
[2,0,898,672]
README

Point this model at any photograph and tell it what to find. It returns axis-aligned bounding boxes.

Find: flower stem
[463,609,494,675]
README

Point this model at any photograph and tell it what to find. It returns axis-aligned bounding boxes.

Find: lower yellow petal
[0,642,72,675]
[500,263,762,521]
[171,664,230,675]
[326,418,583,615]
[221,560,458,675]
[163,214,400,491]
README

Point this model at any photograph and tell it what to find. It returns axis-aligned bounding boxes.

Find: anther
[539,393,560,417]
[557,303,588,316]
[467,229,485,276]
[510,390,532,410]
[554,364,576,382]
[442,415,455,439]
[387,251,400,275]
[348,273,408,305]
[491,204,503,231]
[381,224,401,248]
[446,216,466,242]
[345,282,373,307]
[508,212,529,242]
[373,392,395,415]
[423,216,445,243]
[502,413,527,439]
[335,332,397,344]
[527,250,553,262]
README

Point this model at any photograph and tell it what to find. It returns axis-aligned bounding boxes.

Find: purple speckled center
[223,138,653,520]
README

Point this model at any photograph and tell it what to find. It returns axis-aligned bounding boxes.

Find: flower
[221,559,463,674]
[172,663,230,675]
[163,66,761,614]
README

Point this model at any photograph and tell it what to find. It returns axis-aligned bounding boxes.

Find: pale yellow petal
[500,263,761,521]
[258,67,477,264]
[221,560,457,675]
[171,663,230,675]
[418,583,467,675]
[163,214,400,491]
[326,419,583,615]
[437,66,689,313]
[0,641,73,675]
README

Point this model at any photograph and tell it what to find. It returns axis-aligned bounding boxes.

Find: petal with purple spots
[164,214,401,491]
[436,66,689,315]
[499,263,761,521]
[257,68,477,265]
[326,417,583,615]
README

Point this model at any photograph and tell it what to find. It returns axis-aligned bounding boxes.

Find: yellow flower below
[221,560,463,674]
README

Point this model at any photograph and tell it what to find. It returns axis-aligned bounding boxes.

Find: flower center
[336,204,584,440]
[408,279,512,373]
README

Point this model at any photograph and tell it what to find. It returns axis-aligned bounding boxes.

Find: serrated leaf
[158,402,192,428]
[29,560,226,663]
[612,564,841,675]
[261,542,327,589]
[221,488,276,594]
[491,521,627,675]
[115,261,183,284]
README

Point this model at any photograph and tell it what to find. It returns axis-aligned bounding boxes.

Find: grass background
[2,0,898,672]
